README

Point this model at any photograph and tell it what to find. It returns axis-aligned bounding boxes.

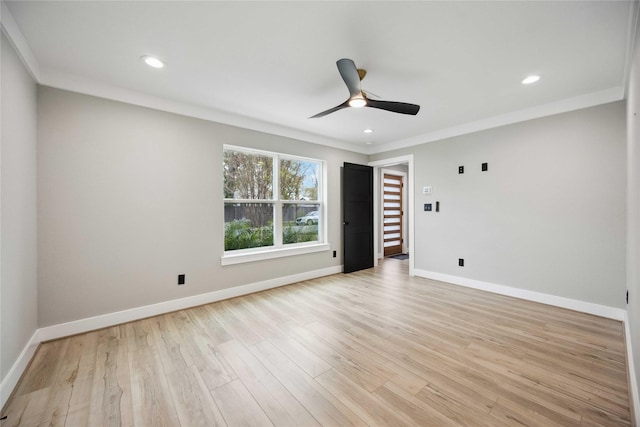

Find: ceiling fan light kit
[522,75,541,85]
[348,96,367,108]
[140,55,165,69]
[310,58,420,118]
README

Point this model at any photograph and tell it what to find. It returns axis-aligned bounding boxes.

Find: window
[223,145,326,264]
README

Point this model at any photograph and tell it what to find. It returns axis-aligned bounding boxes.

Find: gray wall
[1,33,38,382]
[36,88,629,327]
[372,102,626,308]
[37,87,366,327]
[626,20,640,408]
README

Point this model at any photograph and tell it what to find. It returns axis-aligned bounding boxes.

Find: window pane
[283,204,319,244]
[224,203,274,250]
[224,150,273,199]
[280,159,319,201]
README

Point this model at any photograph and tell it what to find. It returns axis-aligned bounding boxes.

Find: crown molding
[38,65,627,158]
[623,0,640,98]
[1,1,40,81]
[364,86,625,155]
[40,67,365,154]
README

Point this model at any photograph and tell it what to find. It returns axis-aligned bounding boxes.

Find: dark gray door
[343,162,374,273]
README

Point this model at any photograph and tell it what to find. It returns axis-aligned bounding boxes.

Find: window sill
[221,243,331,266]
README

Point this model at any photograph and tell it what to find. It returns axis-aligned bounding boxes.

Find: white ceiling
[3,1,637,154]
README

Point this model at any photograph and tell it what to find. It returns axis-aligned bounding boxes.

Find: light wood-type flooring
[1,259,631,426]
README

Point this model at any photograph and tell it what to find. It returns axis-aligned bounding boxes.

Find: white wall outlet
[423,186,432,195]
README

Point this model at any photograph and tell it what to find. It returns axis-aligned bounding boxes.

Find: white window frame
[221,145,329,265]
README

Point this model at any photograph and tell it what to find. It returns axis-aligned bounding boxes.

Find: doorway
[382,171,406,257]
[369,155,415,276]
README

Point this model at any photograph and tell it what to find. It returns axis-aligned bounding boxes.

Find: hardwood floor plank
[489,398,567,427]
[265,287,322,326]
[463,341,630,422]
[1,388,51,427]
[210,379,272,427]
[64,331,99,426]
[217,339,320,427]
[223,297,283,339]
[123,318,156,352]
[314,369,414,426]
[278,322,387,393]
[128,346,181,427]
[342,325,500,415]
[148,314,195,375]
[265,328,332,378]
[305,321,428,394]
[249,339,367,426]
[13,339,69,396]
[375,380,503,427]
[87,327,133,427]
[208,300,265,346]
[167,310,237,391]
[244,293,292,325]
[164,365,226,427]
[38,335,91,426]
[191,305,235,346]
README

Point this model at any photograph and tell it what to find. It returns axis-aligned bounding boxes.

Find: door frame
[369,154,415,276]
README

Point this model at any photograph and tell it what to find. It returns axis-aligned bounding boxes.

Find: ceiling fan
[309,58,420,118]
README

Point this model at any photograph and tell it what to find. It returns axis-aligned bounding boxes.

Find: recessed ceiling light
[366,141,374,145]
[141,55,165,69]
[522,75,540,85]
[363,129,373,134]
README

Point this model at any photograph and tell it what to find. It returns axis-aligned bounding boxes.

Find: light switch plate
[423,186,432,195]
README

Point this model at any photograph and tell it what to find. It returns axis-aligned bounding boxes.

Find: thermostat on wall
[423,186,432,195]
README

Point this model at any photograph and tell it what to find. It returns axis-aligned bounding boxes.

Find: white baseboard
[1,265,341,410]
[413,269,626,321]
[36,265,342,342]
[1,331,39,410]
[624,311,640,426]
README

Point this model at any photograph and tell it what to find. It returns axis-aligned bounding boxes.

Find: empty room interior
[2,1,640,425]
